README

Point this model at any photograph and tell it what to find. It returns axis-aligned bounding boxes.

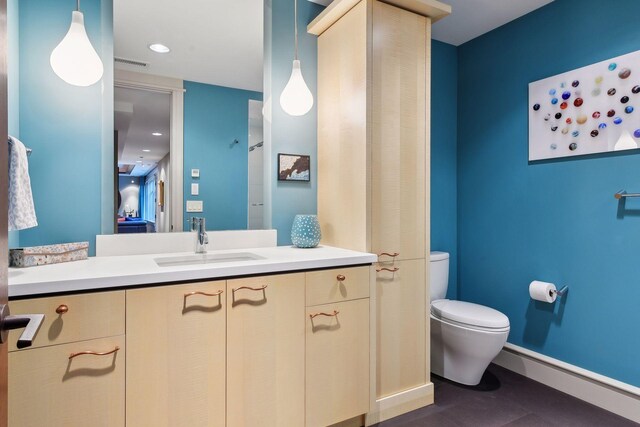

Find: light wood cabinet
[9,335,125,427]
[226,273,305,427]
[8,266,372,426]
[306,299,370,427]
[310,0,449,420]
[375,259,426,398]
[125,281,226,427]
[8,292,126,427]
[370,1,426,262]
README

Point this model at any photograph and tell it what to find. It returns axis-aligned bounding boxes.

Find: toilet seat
[431,299,510,332]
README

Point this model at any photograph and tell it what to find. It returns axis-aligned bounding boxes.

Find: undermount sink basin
[154,252,264,267]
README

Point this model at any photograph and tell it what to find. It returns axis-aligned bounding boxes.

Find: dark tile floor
[373,364,638,427]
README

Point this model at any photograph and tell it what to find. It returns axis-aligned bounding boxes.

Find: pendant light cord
[77,0,80,11]
[294,0,298,60]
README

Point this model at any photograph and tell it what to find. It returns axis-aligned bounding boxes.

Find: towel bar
[614,190,640,199]
[7,138,32,156]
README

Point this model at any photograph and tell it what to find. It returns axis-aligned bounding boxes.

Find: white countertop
[8,245,377,297]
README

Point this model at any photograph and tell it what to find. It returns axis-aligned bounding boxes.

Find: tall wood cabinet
[309,0,450,423]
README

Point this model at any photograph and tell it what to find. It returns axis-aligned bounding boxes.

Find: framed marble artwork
[529,49,640,161]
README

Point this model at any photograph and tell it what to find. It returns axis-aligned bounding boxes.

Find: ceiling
[114,0,264,92]
[431,0,554,46]
[114,0,554,91]
[115,87,171,177]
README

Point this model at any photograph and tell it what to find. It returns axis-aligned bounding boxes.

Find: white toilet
[430,251,510,386]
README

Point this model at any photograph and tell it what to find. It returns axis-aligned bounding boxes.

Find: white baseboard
[493,343,640,424]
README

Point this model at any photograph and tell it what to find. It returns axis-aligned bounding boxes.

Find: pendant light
[50,0,104,87]
[280,0,314,116]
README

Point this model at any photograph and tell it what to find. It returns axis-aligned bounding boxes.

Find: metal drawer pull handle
[69,346,120,360]
[184,290,223,299]
[376,267,400,273]
[378,252,400,258]
[336,274,346,282]
[55,305,69,315]
[232,285,268,294]
[309,310,339,319]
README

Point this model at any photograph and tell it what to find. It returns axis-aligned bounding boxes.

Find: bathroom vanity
[7,246,376,427]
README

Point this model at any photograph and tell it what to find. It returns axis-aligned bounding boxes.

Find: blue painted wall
[7,0,20,248]
[15,0,112,255]
[431,40,458,299]
[457,0,640,386]
[183,81,262,231]
[267,0,323,245]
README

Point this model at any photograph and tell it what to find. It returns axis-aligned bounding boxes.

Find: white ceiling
[115,87,171,177]
[114,0,554,91]
[114,0,264,92]
[432,0,554,46]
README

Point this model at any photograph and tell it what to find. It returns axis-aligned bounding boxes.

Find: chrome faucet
[192,217,209,254]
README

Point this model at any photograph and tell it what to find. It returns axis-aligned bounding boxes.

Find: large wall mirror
[113,0,264,235]
[7,0,268,253]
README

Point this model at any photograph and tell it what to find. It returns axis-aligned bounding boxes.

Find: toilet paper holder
[550,285,569,298]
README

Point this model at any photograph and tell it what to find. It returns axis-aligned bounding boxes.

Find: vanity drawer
[8,290,125,352]
[306,266,370,306]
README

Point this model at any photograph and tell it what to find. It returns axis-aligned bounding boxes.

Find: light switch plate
[186,200,203,212]
[191,183,199,196]
[191,169,200,178]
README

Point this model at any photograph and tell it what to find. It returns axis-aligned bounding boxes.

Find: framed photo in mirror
[278,153,311,182]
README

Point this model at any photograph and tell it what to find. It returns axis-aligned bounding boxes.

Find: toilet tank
[430,251,450,301]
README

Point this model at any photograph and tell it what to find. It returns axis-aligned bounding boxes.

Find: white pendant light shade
[50,11,104,87]
[280,0,313,117]
[280,60,313,116]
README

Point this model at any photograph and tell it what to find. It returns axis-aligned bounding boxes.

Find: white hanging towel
[8,136,38,231]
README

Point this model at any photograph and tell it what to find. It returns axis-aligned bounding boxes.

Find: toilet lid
[431,300,510,329]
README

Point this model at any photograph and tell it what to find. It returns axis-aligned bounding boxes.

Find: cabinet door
[9,336,125,427]
[370,0,427,262]
[227,274,305,427]
[126,281,225,427]
[375,259,426,398]
[306,299,370,427]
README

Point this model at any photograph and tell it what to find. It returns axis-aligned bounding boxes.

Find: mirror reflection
[7,0,266,252]
[113,0,265,233]
[115,87,171,233]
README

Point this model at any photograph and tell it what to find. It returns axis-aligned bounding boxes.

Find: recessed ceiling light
[142,149,150,152]
[136,160,142,163]
[152,132,163,136]
[148,43,170,54]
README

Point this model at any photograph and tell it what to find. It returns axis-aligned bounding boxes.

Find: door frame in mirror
[114,69,185,232]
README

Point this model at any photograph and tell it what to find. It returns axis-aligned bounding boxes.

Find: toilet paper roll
[529,280,557,303]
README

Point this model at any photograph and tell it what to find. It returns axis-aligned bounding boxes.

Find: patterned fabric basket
[9,242,89,268]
